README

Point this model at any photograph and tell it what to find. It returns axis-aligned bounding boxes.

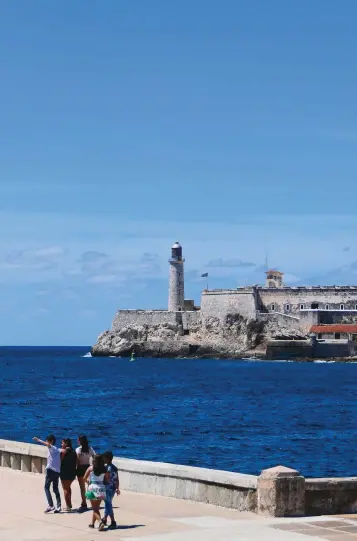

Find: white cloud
[88,274,122,284]
[1,214,357,289]
[4,246,66,270]
[36,289,50,296]
[283,273,301,284]
[37,308,51,314]
[207,258,256,268]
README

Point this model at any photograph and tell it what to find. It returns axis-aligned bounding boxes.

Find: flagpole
[201,272,208,291]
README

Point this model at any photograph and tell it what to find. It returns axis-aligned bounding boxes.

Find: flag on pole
[201,272,208,277]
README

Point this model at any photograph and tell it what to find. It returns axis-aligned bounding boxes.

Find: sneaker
[98,521,106,532]
[54,506,61,514]
[108,522,117,530]
[44,506,55,513]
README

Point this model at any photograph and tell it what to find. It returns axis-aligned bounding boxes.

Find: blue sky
[1,1,357,345]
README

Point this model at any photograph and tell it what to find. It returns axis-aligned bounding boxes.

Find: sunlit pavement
[2,468,357,540]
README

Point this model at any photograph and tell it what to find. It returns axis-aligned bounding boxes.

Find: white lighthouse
[168,241,185,311]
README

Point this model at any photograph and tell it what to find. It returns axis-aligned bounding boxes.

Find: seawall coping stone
[259,465,301,479]
[306,477,357,490]
[0,440,47,458]
[0,439,257,488]
[113,457,257,489]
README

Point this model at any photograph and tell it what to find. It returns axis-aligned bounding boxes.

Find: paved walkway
[2,467,357,540]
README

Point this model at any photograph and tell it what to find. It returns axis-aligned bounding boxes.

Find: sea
[0,346,356,478]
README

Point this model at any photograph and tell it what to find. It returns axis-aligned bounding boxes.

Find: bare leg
[90,500,101,526]
[77,477,86,506]
[68,482,72,507]
[61,480,73,509]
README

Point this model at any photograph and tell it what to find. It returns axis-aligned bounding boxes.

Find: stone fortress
[92,242,357,358]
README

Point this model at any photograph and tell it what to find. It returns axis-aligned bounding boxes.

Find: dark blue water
[0,346,356,478]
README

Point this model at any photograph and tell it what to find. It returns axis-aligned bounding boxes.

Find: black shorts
[60,473,76,482]
[77,464,90,478]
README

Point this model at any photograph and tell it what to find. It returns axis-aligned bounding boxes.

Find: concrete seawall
[1,438,357,516]
[0,439,257,511]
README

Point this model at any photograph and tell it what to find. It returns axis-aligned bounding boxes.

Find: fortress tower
[168,241,185,311]
[265,269,284,288]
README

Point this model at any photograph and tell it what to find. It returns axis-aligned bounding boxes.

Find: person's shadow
[103,524,145,531]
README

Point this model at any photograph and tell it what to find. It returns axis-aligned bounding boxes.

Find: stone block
[11,453,21,470]
[257,465,305,517]
[21,455,32,472]
[1,451,11,468]
[31,456,43,474]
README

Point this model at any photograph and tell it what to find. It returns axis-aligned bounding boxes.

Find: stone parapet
[114,457,257,510]
[2,439,357,516]
[305,477,357,515]
[257,466,305,517]
[0,439,47,474]
[0,439,257,511]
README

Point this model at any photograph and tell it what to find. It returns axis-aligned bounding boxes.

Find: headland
[92,243,357,360]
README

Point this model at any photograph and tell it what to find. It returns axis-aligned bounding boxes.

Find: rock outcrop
[91,312,308,358]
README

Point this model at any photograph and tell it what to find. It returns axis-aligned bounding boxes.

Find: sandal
[88,524,95,529]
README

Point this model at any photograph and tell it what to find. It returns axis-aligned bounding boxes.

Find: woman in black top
[60,438,77,511]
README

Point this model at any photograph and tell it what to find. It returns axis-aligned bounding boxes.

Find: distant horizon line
[0,344,90,348]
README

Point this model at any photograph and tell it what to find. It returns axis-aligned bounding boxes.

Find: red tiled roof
[265,269,284,274]
[311,325,357,333]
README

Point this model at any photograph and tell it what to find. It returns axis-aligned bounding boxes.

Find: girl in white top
[76,434,95,509]
[84,454,109,530]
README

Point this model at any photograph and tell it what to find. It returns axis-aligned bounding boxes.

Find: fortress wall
[258,312,305,334]
[297,311,319,332]
[259,288,357,314]
[111,310,200,333]
[319,311,357,324]
[181,310,200,330]
[111,310,180,332]
[201,289,257,324]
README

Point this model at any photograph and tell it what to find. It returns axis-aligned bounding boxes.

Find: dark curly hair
[92,454,106,476]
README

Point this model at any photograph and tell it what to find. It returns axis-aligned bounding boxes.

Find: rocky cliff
[91,312,307,358]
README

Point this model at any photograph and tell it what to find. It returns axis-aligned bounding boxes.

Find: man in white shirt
[33,434,62,513]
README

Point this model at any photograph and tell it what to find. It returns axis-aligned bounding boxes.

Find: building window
[340,304,344,310]
[325,304,329,310]
[355,305,357,310]
[300,304,305,310]
[335,332,341,339]
[318,333,322,339]
[271,304,275,311]
[311,303,319,309]
[285,304,290,311]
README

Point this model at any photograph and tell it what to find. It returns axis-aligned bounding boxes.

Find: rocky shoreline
[90,320,357,363]
[90,329,263,359]
[91,317,267,359]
